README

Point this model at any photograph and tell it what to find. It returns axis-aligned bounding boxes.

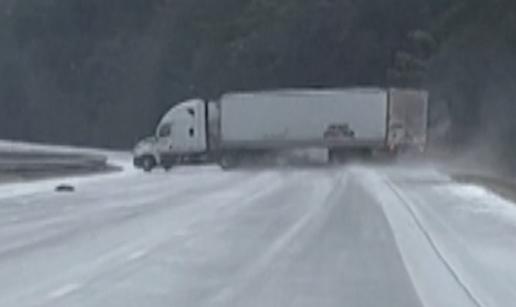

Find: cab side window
[158,123,172,137]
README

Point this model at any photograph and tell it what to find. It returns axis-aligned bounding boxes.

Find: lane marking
[46,283,81,299]
[127,250,149,260]
[381,173,485,307]
[208,172,346,306]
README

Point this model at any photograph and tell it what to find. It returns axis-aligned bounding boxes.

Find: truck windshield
[158,123,172,137]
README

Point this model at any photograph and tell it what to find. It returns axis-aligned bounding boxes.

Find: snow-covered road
[0,161,515,307]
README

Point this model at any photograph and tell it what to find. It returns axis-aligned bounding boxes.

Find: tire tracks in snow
[354,167,484,307]
[0,172,254,260]
[205,170,347,307]
[0,170,290,307]
[383,179,485,307]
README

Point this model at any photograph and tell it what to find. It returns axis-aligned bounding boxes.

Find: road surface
[0,161,515,307]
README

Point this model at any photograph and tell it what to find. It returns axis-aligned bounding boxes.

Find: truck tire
[162,163,174,171]
[218,153,240,170]
[142,156,156,172]
[328,149,347,164]
[357,148,373,160]
[218,157,234,170]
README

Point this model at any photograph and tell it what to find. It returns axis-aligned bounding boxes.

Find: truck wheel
[328,149,337,164]
[356,148,373,161]
[328,149,346,164]
[219,155,236,170]
[142,156,156,172]
[163,163,174,171]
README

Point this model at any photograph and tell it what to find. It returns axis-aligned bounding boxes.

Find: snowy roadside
[453,173,516,204]
[0,140,126,184]
[0,140,106,156]
[390,152,516,206]
[361,165,516,307]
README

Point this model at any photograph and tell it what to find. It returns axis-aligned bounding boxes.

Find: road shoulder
[453,174,516,203]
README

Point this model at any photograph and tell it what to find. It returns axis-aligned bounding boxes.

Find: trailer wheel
[142,156,156,172]
[357,148,373,160]
[328,149,337,164]
[219,158,231,170]
[219,155,236,170]
[163,163,174,171]
[328,149,347,164]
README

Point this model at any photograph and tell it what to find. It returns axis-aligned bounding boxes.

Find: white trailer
[132,87,428,171]
[218,88,387,149]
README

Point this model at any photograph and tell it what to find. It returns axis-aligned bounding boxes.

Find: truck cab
[133,99,208,171]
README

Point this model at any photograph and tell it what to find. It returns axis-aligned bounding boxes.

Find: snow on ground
[0,157,514,306]
[353,167,477,307]
[0,150,133,198]
[0,163,424,307]
[361,164,516,307]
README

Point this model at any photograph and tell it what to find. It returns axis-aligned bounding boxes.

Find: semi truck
[133,87,428,171]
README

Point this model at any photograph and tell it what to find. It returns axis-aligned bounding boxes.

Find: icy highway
[0,161,515,307]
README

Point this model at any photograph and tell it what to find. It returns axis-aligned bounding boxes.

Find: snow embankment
[0,140,111,174]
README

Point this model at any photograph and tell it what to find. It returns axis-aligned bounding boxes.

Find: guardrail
[0,140,113,178]
[0,151,109,173]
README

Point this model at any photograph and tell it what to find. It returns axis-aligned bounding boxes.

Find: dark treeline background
[1,0,516,156]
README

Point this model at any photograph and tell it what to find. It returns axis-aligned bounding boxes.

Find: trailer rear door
[387,88,429,149]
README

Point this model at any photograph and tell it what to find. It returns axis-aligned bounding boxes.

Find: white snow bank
[439,184,516,224]
[377,166,516,307]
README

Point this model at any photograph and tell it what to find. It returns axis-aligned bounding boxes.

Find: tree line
[0,0,515,155]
